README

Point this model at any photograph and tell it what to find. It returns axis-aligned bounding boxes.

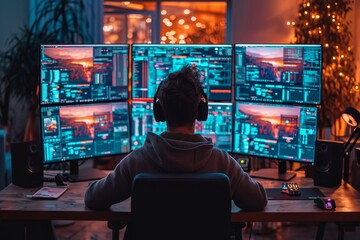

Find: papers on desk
[31,186,68,199]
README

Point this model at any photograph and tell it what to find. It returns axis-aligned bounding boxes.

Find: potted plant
[0,0,92,143]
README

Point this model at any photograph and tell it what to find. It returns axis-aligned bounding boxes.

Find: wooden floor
[54,220,360,240]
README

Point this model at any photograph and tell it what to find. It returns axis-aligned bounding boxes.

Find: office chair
[108,172,245,240]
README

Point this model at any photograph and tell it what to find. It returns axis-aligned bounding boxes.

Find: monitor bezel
[231,101,319,164]
[233,43,323,106]
[40,100,131,165]
[131,43,234,101]
[40,44,130,107]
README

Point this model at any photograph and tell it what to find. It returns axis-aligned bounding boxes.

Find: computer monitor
[40,101,130,181]
[233,101,318,180]
[131,44,233,101]
[234,44,322,105]
[195,102,233,152]
[40,44,129,105]
[131,101,167,150]
[131,101,233,151]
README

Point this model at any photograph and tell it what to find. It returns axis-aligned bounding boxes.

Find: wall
[0,0,28,51]
[231,0,298,43]
[0,1,30,143]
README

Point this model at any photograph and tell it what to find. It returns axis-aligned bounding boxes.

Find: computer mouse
[314,197,336,210]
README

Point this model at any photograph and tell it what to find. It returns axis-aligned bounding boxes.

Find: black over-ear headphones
[154,81,166,122]
[197,88,208,121]
[153,80,208,122]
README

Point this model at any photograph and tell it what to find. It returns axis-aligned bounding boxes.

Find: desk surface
[1,170,360,223]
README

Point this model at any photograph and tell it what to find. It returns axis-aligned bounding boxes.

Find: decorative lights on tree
[289,0,358,131]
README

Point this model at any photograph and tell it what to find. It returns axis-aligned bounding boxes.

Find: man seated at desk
[84,65,267,235]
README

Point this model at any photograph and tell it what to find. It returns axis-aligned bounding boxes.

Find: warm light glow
[103,25,113,32]
[161,36,167,41]
[161,10,167,15]
[327,5,330,8]
[325,43,329,47]
[191,16,197,21]
[184,9,190,15]
[184,24,190,30]
[178,19,185,25]
[145,18,152,23]
[292,22,295,26]
[196,22,202,27]
[287,21,291,25]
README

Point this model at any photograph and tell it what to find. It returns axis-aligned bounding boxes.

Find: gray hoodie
[84,132,267,210]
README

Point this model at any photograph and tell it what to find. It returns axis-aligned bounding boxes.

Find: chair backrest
[126,172,232,240]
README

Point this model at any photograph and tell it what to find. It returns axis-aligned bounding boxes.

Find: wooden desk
[0,171,360,223]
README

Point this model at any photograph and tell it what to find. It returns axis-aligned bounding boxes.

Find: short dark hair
[156,65,203,127]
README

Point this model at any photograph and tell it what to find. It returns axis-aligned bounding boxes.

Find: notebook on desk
[31,186,68,199]
[266,187,325,200]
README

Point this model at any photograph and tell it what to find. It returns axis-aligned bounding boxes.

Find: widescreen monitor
[233,101,318,163]
[40,101,130,165]
[131,101,233,151]
[131,44,233,101]
[234,44,322,105]
[40,44,129,105]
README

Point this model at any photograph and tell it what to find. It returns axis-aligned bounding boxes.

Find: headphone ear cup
[197,92,208,121]
[154,100,166,122]
[153,81,166,122]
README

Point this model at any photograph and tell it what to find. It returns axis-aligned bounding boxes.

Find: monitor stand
[67,161,107,182]
[250,161,296,181]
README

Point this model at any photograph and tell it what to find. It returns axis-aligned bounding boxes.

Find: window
[103,1,230,44]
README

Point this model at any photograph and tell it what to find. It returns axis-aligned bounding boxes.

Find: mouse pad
[266,188,325,200]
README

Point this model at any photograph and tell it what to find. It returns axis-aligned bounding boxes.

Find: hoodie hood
[142,132,214,172]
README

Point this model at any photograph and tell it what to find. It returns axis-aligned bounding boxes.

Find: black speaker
[314,140,344,188]
[10,141,43,188]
